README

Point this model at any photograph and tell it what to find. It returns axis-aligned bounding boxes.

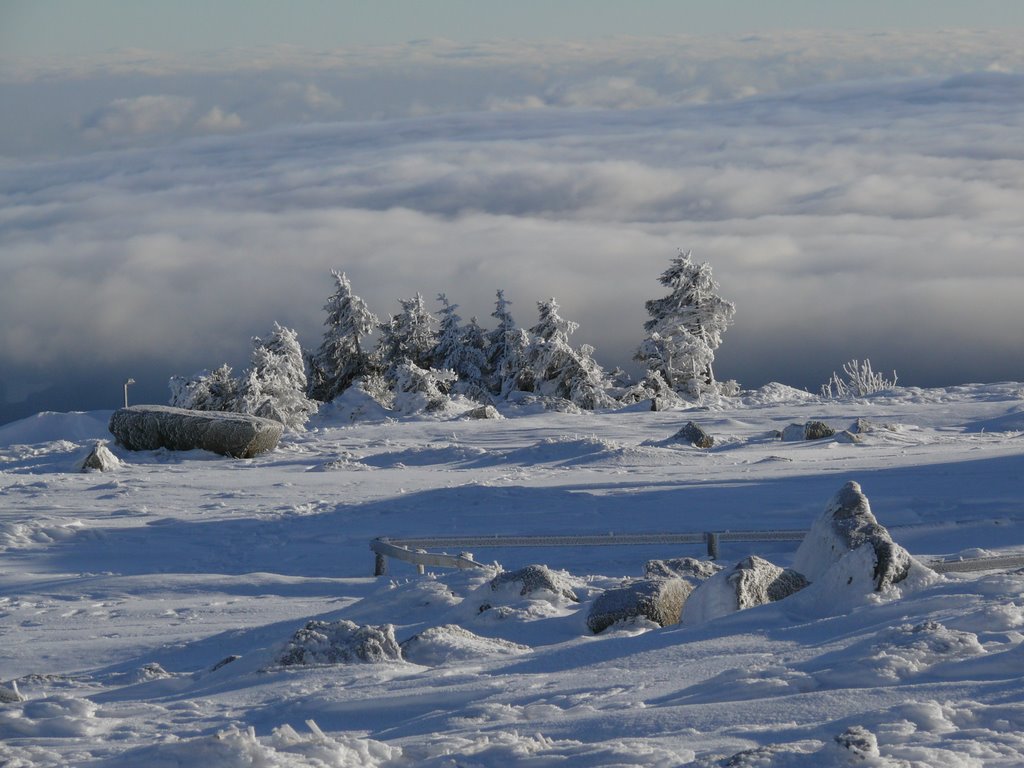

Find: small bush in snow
[821,358,898,398]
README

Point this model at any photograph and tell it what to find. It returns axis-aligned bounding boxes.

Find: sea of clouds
[1,30,1022,416]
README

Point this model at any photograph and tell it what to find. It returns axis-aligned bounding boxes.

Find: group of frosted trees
[170,250,736,430]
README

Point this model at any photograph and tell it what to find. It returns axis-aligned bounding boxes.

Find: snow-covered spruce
[169,363,239,412]
[522,298,614,410]
[237,323,318,431]
[278,620,402,665]
[635,250,736,399]
[433,294,489,398]
[681,555,808,626]
[377,293,438,383]
[485,289,529,398]
[109,405,282,458]
[586,577,692,634]
[792,480,919,591]
[307,270,379,403]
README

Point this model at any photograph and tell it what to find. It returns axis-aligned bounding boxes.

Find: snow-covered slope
[1,383,1024,766]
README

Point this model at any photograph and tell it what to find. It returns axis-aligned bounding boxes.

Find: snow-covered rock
[277,620,402,665]
[489,564,579,603]
[670,421,714,448]
[781,420,836,441]
[681,555,808,626]
[586,577,692,633]
[109,405,282,458]
[400,624,530,665]
[466,404,502,420]
[792,480,917,591]
[74,440,122,472]
[644,556,722,584]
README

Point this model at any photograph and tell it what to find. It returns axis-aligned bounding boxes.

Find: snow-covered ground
[2,383,1024,766]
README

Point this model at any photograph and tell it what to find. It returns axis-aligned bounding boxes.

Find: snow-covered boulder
[466,404,502,420]
[586,577,691,633]
[781,420,836,441]
[681,555,808,626]
[400,624,530,665]
[644,557,722,584]
[109,405,282,458]
[277,620,402,665]
[74,440,122,472]
[671,421,714,448]
[489,564,579,603]
[792,480,915,591]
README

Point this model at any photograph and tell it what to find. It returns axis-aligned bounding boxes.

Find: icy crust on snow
[109,405,283,458]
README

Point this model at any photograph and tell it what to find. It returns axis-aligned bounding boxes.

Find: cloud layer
[1,32,1023,414]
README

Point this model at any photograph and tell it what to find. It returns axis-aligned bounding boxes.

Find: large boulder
[586,577,691,634]
[109,405,282,458]
[781,420,836,441]
[278,620,402,665]
[681,555,808,626]
[792,481,914,591]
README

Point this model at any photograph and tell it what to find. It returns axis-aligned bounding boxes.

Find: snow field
[1,383,1024,765]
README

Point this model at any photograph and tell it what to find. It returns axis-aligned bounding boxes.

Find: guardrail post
[706,532,720,560]
[374,552,387,577]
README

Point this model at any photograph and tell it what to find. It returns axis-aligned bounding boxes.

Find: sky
[1,3,1023,422]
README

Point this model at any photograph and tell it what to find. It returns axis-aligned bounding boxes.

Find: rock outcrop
[109,405,282,458]
[671,421,715,449]
[793,480,914,591]
[781,420,836,441]
[644,557,722,584]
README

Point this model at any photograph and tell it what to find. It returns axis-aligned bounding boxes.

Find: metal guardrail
[370,529,806,575]
[370,531,1024,577]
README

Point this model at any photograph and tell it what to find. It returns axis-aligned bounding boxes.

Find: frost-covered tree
[635,250,736,398]
[433,294,488,395]
[525,299,613,409]
[485,290,528,397]
[377,293,438,382]
[391,360,458,415]
[168,364,239,412]
[238,323,318,431]
[308,270,378,403]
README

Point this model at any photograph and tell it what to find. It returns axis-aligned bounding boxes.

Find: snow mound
[101,722,402,768]
[400,624,530,665]
[277,620,402,666]
[682,555,807,626]
[0,410,112,447]
[741,383,820,406]
[0,695,101,738]
[0,519,86,552]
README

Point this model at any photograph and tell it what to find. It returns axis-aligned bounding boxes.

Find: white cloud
[195,106,244,132]
[81,94,194,138]
[2,32,1024,409]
